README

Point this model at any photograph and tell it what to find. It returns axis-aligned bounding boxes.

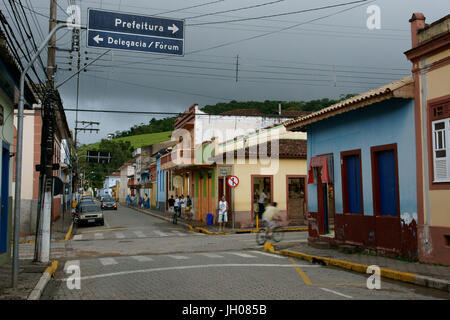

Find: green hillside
[80,131,172,152]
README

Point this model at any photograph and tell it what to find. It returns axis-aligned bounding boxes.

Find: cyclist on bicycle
[262,202,281,238]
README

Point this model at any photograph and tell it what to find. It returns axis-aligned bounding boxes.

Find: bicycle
[256,224,284,245]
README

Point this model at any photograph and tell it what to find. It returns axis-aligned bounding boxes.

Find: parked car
[101,196,117,210]
[74,203,104,226]
[76,196,95,213]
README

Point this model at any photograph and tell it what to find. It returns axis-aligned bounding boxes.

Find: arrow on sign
[168,24,179,34]
[93,34,104,44]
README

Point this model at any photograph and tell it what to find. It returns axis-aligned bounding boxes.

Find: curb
[27,260,59,300]
[64,222,73,241]
[130,207,309,236]
[273,248,450,293]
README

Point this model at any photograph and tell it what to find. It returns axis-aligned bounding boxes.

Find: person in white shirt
[180,194,186,217]
[218,196,228,232]
[258,190,267,221]
[262,202,281,238]
[174,196,180,217]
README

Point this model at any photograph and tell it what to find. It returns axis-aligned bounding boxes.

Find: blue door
[376,150,398,216]
[345,155,362,213]
[1,143,10,253]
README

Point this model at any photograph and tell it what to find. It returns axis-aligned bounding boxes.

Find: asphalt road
[41,204,448,300]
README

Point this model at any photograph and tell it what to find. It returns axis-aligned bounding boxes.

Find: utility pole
[34,0,58,263]
[235,54,239,82]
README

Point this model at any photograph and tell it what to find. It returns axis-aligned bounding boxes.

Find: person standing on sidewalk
[174,195,180,217]
[258,189,267,221]
[180,194,186,218]
[168,195,175,213]
[126,194,131,207]
[218,196,228,233]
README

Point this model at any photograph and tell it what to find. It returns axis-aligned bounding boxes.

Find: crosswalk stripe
[198,253,224,258]
[63,260,80,272]
[115,232,125,239]
[94,233,104,240]
[73,235,82,240]
[131,255,154,262]
[168,255,189,260]
[227,252,257,258]
[153,230,169,237]
[171,231,186,236]
[99,258,118,266]
[134,231,146,238]
[250,251,286,259]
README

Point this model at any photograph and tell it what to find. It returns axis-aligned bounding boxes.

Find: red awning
[308,155,330,184]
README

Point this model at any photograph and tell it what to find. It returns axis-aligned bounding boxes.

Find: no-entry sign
[227,176,239,188]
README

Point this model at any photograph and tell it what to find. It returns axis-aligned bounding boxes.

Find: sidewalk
[0,213,72,300]
[129,205,308,234]
[273,242,450,293]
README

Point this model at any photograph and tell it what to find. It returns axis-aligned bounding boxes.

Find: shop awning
[308,155,330,184]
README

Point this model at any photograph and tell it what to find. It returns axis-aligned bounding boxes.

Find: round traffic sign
[227,176,239,188]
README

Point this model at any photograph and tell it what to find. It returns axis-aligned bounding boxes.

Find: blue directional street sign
[87,8,184,56]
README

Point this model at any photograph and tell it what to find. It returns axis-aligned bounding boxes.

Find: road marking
[319,287,353,299]
[94,233,104,240]
[290,257,313,285]
[227,252,257,258]
[153,230,169,237]
[171,230,186,236]
[131,255,154,262]
[250,251,286,259]
[198,253,224,258]
[134,231,146,238]
[62,264,320,281]
[168,255,189,260]
[115,232,125,239]
[73,235,83,240]
[99,258,118,266]
[63,260,80,272]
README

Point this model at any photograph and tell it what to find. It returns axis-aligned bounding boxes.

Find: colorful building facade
[286,77,418,260]
[405,13,450,265]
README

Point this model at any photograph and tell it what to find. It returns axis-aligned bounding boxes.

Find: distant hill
[79,131,172,152]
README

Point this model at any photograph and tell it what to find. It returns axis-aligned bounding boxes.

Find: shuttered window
[432,118,450,182]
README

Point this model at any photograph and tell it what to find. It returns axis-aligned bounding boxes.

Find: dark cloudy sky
[1,0,449,145]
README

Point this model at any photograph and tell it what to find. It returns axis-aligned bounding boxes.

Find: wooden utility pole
[46,0,57,87]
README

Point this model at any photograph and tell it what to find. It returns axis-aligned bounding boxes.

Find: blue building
[286,77,419,260]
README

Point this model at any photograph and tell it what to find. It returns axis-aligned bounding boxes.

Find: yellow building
[209,124,308,228]
[405,13,450,265]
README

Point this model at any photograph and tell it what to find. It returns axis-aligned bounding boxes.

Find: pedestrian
[168,195,175,213]
[180,194,186,217]
[126,194,131,207]
[185,195,192,220]
[144,193,149,208]
[174,195,180,217]
[218,195,228,233]
[258,189,267,222]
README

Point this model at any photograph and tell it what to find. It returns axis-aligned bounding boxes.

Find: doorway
[286,176,306,225]
[1,143,10,253]
[218,176,232,227]
[251,175,273,221]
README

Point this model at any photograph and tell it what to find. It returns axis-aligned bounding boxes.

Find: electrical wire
[185,0,285,20]
[186,0,369,26]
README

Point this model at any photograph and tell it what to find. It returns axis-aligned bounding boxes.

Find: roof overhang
[285,77,414,132]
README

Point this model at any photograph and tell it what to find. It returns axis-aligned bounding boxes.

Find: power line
[186,0,369,26]
[185,0,285,19]
[157,0,226,15]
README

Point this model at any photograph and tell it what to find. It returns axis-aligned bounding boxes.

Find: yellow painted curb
[45,260,59,277]
[64,222,73,241]
[278,249,417,285]
[19,240,35,244]
[264,242,275,252]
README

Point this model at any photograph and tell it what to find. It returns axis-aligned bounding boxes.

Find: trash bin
[207,213,213,225]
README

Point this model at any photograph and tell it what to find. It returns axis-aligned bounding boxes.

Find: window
[341,151,363,214]
[432,118,450,182]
